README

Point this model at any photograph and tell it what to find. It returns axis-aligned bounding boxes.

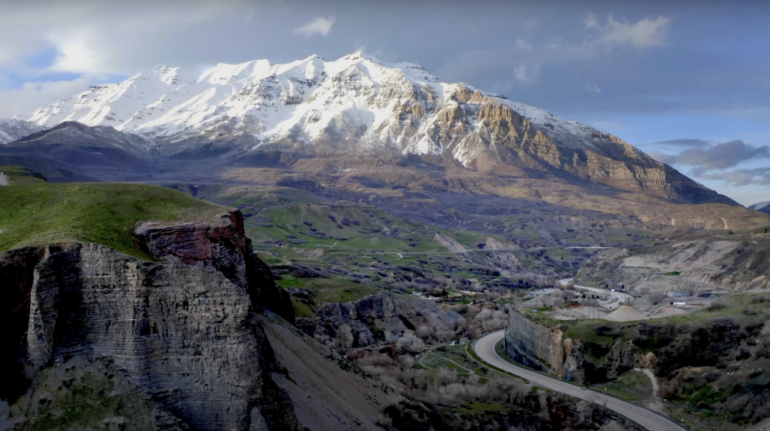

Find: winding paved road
[473,331,688,431]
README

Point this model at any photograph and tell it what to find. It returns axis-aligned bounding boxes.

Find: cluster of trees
[393,306,509,353]
[323,304,509,353]
[354,348,528,404]
[355,348,632,431]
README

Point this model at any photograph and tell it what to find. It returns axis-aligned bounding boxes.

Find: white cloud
[294,16,335,38]
[0,0,259,75]
[588,14,671,50]
[585,14,600,29]
[515,38,533,51]
[513,63,540,85]
[545,39,563,50]
[0,76,92,118]
[585,83,602,93]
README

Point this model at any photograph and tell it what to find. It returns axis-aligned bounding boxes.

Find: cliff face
[369,84,733,205]
[504,311,646,385]
[0,211,300,431]
[135,211,294,323]
[503,311,572,377]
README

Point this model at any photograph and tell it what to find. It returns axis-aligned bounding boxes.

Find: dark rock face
[0,212,300,431]
[135,211,295,324]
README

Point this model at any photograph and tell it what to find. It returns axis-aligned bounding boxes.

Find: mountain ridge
[21,53,736,206]
[0,118,43,144]
[751,200,770,214]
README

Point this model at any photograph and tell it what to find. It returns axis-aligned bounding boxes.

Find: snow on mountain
[0,118,44,144]
[20,53,736,205]
[11,121,157,157]
[750,201,770,213]
[27,53,614,158]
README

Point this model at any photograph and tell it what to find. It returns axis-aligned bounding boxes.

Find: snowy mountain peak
[13,53,739,204]
[750,201,770,211]
[151,65,192,85]
[26,53,651,170]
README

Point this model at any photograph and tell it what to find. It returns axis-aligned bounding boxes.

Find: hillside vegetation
[556,294,770,430]
[0,169,226,258]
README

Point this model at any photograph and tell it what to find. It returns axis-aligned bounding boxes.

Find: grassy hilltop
[0,166,226,259]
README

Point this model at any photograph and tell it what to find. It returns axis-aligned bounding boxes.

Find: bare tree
[396,331,425,354]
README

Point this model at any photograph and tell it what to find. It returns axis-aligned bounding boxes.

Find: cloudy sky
[1,0,768,205]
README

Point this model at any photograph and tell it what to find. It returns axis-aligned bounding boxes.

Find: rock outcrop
[575,233,770,293]
[504,310,575,377]
[504,310,653,385]
[0,211,300,431]
[314,293,461,348]
[135,210,294,323]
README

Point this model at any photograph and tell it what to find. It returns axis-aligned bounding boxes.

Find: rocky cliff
[0,211,301,431]
[575,232,770,293]
[314,293,461,348]
[135,210,294,323]
[503,311,575,378]
[504,311,655,385]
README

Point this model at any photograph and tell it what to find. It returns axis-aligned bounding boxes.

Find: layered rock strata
[504,310,649,385]
[135,210,294,323]
[0,211,299,431]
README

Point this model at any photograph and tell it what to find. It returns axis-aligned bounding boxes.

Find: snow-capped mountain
[24,53,729,204]
[750,201,770,214]
[0,118,44,144]
[11,121,156,157]
[28,53,627,157]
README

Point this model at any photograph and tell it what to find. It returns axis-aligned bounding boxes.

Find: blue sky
[0,0,768,205]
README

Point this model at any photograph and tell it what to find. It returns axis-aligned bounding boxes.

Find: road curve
[473,331,688,431]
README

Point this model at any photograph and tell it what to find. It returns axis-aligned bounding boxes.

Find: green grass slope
[0,165,47,184]
[0,178,227,259]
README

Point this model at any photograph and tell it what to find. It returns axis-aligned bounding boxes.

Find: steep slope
[260,312,403,431]
[0,179,302,430]
[26,53,733,205]
[1,121,156,181]
[576,231,770,292]
[0,242,300,431]
[0,177,412,430]
[0,118,43,144]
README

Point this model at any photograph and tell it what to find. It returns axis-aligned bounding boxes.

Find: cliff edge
[0,211,299,431]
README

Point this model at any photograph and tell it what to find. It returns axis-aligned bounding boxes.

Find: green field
[277,276,377,305]
[0,173,227,259]
[417,344,492,382]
